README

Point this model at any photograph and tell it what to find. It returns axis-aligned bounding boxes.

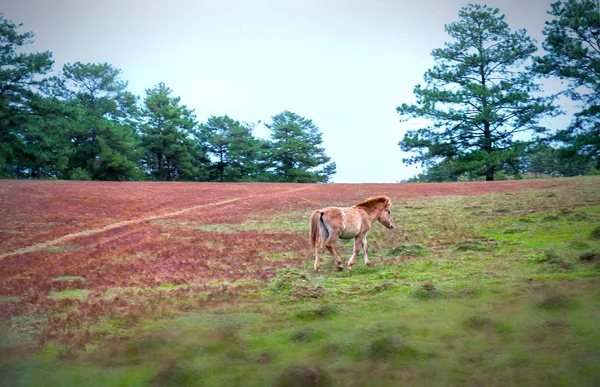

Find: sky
[3,0,575,182]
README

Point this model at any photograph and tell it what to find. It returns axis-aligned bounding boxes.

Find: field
[1,177,600,386]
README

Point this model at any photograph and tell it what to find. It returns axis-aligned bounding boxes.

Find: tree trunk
[485,166,494,181]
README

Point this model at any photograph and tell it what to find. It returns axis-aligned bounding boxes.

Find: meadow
[1,177,599,386]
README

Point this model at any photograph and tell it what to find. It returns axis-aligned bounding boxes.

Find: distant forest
[0,15,336,183]
[1,1,598,183]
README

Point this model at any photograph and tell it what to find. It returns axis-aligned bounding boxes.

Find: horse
[309,196,394,271]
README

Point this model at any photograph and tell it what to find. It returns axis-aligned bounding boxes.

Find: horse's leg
[315,220,330,272]
[324,234,344,271]
[362,234,370,266]
[314,245,321,272]
[347,237,363,269]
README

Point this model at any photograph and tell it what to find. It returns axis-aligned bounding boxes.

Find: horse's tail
[309,210,323,249]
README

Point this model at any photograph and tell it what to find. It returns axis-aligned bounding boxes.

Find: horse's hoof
[337,266,344,272]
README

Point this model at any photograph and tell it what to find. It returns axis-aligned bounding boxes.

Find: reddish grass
[0,178,570,346]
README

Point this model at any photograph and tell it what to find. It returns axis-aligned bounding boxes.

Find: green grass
[48,289,90,300]
[45,244,80,253]
[2,177,600,386]
[51,276,86,282]
[154,211,311,234]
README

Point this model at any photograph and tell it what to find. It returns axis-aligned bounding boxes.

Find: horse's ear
[385,198,391,207]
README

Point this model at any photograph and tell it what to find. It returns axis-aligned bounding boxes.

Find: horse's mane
[353,196,391,209]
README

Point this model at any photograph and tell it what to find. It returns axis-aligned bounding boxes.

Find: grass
[2,177,600,386]
[154,211,312,234]
[48,289,91,300]
[51,276,86,282]
[45,244,80,253]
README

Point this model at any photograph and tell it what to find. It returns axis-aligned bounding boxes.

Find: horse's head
[377,199,394,229]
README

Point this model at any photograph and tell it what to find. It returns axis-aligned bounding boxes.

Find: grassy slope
[2,177,600,386]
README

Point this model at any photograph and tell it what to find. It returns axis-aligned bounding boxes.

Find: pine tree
[398,4,556,181]
[265,111,336,183]
[201,116,266,181]
[53,62,141,180]
[534,0,600,169]
[140,82,208,181]
[0,14,54,178]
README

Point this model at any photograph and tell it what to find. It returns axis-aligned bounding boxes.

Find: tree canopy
[0,14,336,183]
[397,4,557,181]
[534,0,600,170]
[140,82,208,181]
[0,14,54,178]
[200,116,268,182]
[265,111,336,183]
[51,62,141,180]
[2,4,599,184]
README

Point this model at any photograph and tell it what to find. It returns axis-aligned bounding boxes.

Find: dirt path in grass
[0,186,313,260]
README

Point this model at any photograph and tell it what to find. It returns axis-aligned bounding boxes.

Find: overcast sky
[3,0,574,182]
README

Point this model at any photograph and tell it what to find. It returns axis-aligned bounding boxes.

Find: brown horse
[309,196,394,271]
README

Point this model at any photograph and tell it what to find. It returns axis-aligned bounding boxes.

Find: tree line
[1,1,598,183]
[0,16,336,182]
[398,0,599,181]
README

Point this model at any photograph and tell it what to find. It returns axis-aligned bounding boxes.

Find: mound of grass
[294,304,338,321]
[266,268,308,294]
[291,328,314,342]
[274,364,333,387]
[453,239,493,252]
[579,251,599,263]
[531,250,573,271]
[568,212,589,221]
[569,240,591,250]
[410,282,441,300]
[366,335,418,360]
[150,360,202,387]
[503,227,527,235]
[590,225,600,240]
[388,244,430,257]
[462,315,493,330]
[518,217,537,223]
[542,213,561,222]
[291,284,327,299]
[537,293,574,310]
